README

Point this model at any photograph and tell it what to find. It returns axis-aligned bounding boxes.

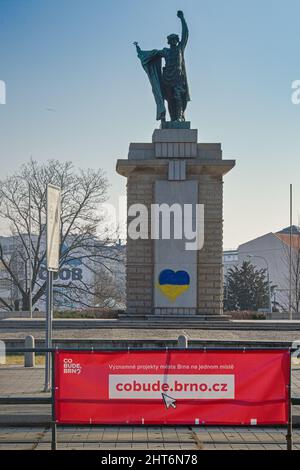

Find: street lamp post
[247,254,272,314]
[44,184,61,392]
[28,183,33,319]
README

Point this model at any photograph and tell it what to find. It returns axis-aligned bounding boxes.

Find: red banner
[54,349,290,425]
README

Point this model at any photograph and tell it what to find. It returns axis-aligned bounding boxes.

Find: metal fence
[0,346,299,451]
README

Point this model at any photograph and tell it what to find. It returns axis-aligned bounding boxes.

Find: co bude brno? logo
[63,358,82,375]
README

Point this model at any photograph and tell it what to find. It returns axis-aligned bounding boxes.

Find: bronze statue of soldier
[134,10,190,124]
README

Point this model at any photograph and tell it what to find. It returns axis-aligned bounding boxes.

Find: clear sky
[0,0,300,249]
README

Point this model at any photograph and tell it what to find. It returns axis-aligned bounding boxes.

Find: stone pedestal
[116,126,235,316]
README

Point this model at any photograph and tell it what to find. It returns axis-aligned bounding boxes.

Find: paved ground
[1,328,300,341]
[0,366,300,450]
[2,426,300,450]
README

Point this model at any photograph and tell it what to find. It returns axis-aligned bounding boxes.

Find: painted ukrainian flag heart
[157,269,190,302]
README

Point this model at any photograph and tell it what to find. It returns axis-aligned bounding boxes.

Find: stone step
[145,315,230,322]
[2,318,300,330]
[118,314,230,322]
[0,320,230,329]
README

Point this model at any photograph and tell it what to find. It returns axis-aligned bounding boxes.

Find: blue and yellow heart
[157,269,190,302]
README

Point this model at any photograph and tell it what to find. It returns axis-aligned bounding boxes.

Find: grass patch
[227,310,266,320]
[54,309,119,319]
[4,354,45,366]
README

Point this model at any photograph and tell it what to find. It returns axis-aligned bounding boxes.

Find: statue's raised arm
[133,41,141,54]
[177,10,188,50]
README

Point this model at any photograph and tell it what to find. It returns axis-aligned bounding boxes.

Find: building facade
[223,226,300,312]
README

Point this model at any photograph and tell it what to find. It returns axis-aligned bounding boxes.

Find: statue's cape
[136,49,166,121]
[181,53,191,106]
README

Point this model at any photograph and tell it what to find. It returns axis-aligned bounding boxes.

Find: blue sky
[0,0,300,248]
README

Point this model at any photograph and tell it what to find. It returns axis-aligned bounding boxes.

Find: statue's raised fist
[177,10,184,18]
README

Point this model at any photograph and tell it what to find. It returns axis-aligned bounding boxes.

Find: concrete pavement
[2,425,300,450]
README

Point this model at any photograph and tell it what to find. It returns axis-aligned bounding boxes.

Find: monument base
[116,126,235,317]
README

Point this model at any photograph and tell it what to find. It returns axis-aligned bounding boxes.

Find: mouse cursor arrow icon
[162,393,176,409]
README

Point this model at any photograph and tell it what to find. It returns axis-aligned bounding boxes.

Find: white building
[223,226,300,312]
[223,250,239,278]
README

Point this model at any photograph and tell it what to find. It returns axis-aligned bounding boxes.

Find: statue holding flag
[134,10,190,124]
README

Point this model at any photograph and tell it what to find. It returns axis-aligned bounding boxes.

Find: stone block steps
[1,317,300,330]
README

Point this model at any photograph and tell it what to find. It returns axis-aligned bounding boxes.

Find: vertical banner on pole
[47,184,61,272]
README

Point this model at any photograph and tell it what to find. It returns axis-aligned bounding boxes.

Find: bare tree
[0,159,122,311]
[281,231,300,313]
[94,260,126,309]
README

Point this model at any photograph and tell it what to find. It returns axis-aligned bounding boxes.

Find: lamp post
[44,184,61,392]
[247,254,272,314]
[28,183,33,319]
[289,184,293,321]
